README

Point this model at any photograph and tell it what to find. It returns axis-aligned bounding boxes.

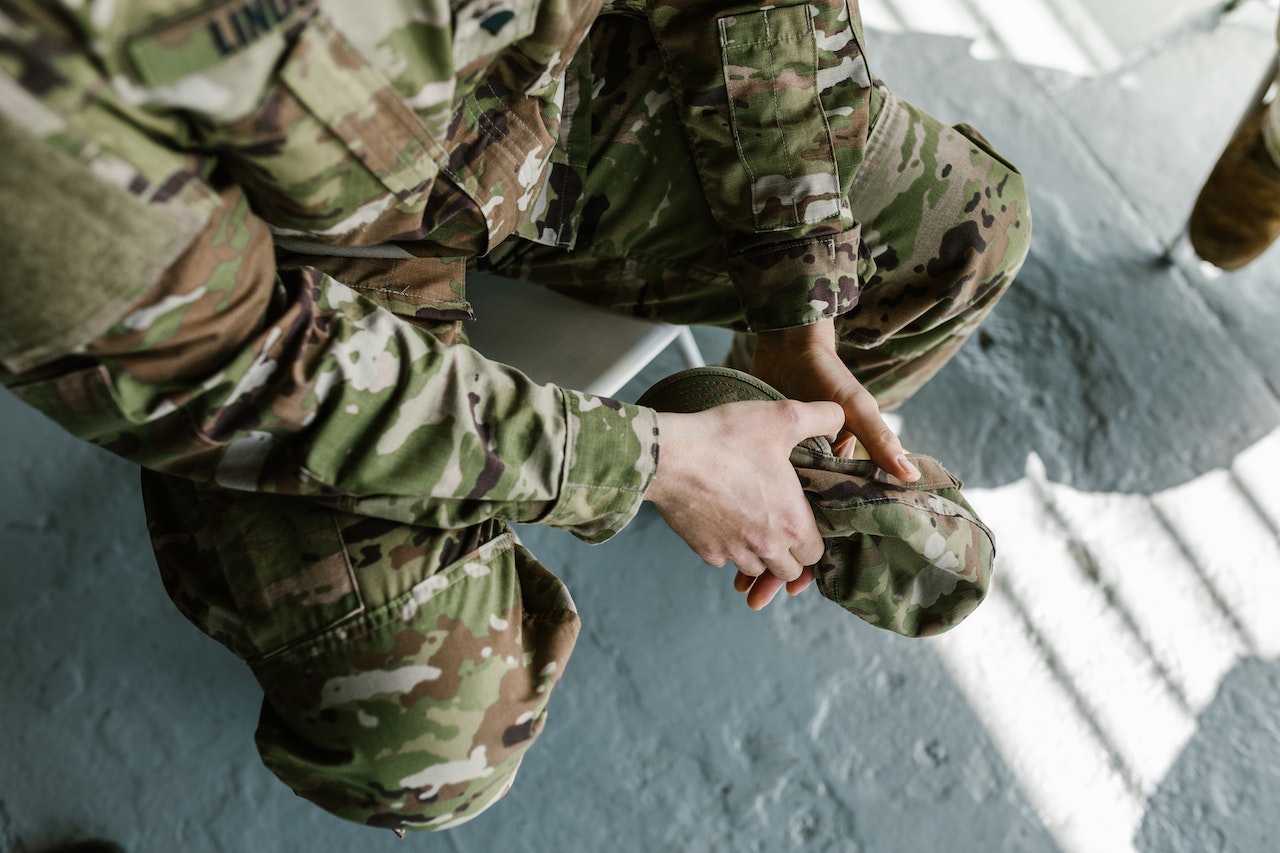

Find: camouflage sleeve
[644,0,876,330]
[1,171,658,543]
[0,6,657,544]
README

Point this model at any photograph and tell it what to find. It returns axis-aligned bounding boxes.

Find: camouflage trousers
[482,15,1030,412]
[147,14,1030,835]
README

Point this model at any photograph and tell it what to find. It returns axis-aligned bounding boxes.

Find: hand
[644,400,844,583]
[751,319,920,481]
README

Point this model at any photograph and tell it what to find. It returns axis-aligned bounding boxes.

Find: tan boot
[1189,105,1280,271]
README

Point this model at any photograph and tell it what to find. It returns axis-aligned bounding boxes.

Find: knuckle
[873,424,899,447]
[745,533,774,558]
[731,548,765,575]
[832,383,872,409]
[779,514,808,538]
[773,399,806,429]
[772,563,801,582]
[798,540,825,566]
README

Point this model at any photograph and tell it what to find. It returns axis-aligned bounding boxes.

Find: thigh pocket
[198,487,364,662]
[0,61,219,373]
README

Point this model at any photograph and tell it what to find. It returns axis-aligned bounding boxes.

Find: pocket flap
[281,15,444,199]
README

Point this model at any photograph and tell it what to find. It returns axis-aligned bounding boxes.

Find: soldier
[0,0,1029,835]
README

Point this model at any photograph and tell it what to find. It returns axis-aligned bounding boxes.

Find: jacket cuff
[540,389,660,544]
[728,225,872,332]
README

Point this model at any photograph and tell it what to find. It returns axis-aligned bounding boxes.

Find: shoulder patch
[0,112,208,372]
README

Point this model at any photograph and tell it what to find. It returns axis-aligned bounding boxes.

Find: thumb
[783,399,845,444]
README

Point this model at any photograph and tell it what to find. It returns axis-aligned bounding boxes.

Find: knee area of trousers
[253,686,543,834]
[950,124,1033,286]
[999,169,1033,276]
[240,529,578,834]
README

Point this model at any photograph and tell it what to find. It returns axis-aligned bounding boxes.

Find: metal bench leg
[676,327,705,368]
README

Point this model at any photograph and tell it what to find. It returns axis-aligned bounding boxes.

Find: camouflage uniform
[0,0,1029,834]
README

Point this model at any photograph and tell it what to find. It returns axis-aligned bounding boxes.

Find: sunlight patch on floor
[935,428,1280,852]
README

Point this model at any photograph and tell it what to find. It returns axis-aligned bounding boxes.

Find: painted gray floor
[5,2,1280,851]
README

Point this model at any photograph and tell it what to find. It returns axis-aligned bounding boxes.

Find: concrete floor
[5,1,1280,851]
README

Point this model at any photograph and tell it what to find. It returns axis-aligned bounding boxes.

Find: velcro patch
[0,114,205,372]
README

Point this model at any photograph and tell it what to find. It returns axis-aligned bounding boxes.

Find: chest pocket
[202,12,447,244]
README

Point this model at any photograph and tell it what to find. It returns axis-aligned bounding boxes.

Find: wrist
[755,318,836,354]
[644,411,687,505]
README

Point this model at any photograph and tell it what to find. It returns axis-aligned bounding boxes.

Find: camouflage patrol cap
[637,367,994,638]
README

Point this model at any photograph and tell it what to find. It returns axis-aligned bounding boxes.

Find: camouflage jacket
[0,0,873,541]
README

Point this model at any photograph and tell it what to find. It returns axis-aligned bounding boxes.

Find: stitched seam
[554,69,577,246]
[464,96,523,170]
[555,161,572,246]
[809,5,839,212]
[817,495,989,532]
[486,80,543,150]
[738,233,841,259]
[761,11,799,224]
[564,481,646,494]
[849,87,899,202]
[469,79,553,176]
[722,20,760,225]
[346,282,470,306]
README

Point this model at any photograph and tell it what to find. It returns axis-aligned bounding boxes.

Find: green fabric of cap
[638,366,994,637]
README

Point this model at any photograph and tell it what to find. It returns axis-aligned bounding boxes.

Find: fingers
[832,431,872,460]
[647,400,833,592]
[734,564,816,610]
[745,572,785,610]
[781,398,846,447]
[749,328,920,482]
[832,431,859,459]
[831,384,920,482]
[787,565,815,595]
[734,525,822,583]
[730,545,804,583]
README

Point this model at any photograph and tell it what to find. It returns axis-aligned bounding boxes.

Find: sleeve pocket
[719,3,846,231]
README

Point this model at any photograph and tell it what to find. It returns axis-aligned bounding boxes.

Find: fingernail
[897,455,921,481]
